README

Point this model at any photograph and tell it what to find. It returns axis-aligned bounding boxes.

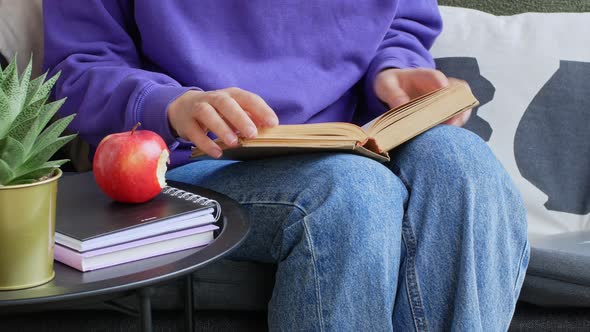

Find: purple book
[54,224,218,272]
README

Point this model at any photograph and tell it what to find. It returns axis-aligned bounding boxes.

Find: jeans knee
[395,125,527,239]
[299,154,406,249]
[322,154,398,189]
[309,154,403,206]
[395,125,508,186]
[417,126,526,220]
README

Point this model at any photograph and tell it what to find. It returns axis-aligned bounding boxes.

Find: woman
[43,1,529,330]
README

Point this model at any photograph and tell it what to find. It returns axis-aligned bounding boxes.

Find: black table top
[0,182,249,308]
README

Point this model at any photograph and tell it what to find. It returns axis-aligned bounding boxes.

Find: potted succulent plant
[0,56,76,290]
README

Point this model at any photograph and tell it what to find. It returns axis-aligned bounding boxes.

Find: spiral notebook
[55,172,221,252]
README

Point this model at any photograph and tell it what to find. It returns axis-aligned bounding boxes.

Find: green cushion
[438,0,589,15]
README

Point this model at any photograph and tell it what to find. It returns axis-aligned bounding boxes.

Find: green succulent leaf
[0,57,28,136]
[8,160,67,185]
[31,71,60,104]
[15,134,76,177]
[33,114,76,155]
[39,159,69,169]
[0,136,26,168]
[36,98,67,132]
[1,57,18,89]
[19,57,33,98]
[0,88,11,139]
[0,60,26,138]
[7,116,37,144]
[0,159,14,185]
[10,95,48,129]
[7,178,39,185]
[25,72,47,105]
[1,59,23,106]
[19,117,43,155]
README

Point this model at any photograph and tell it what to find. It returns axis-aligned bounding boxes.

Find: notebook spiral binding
[162,186,221,221]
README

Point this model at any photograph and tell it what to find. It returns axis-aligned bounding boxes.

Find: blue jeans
[167,125,529,331]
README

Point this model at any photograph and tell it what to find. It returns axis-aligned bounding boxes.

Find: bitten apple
[93,123,170,203]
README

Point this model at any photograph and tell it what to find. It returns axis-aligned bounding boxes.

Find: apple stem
[131,122,142,135]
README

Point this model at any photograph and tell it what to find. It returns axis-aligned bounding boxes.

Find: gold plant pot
[0,169,62,290]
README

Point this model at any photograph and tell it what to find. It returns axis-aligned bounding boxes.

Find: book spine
[83,224,218,257]
[54,244,85,271]
[89,237,214,271]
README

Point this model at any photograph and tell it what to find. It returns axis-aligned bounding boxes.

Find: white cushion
[0,0,43,75]
[431,7,590,241]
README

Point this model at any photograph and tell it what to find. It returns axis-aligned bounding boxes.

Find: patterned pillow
[431,7,590,240]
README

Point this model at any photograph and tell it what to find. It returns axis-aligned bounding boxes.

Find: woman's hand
[168,87,279,158]
[375,68,472,127]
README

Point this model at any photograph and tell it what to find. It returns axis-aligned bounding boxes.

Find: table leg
[138,287,154,332]
[185,274,194,332]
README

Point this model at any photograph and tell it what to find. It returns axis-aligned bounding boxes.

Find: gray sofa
[2,0,590,331]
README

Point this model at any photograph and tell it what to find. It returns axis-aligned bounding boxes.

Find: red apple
[93,123,170,203]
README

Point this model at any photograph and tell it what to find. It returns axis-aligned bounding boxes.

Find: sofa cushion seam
[525,271,590,288]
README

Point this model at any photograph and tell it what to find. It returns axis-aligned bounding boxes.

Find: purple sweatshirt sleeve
[363,0,443,117]
[43,0,192,149]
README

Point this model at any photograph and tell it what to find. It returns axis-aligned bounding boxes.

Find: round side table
[0,182,250,332]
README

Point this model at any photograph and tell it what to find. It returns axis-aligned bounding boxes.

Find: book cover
[55,172,219,252]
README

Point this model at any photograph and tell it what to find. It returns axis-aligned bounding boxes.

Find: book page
[365,86,447,138]
[255,122,367,141]
[361,118,378,132]
[371,81,478,151]
[190,122,370,158]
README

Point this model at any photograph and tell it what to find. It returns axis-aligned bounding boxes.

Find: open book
[191,81,479,162]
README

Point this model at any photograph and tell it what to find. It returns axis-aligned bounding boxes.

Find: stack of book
[53,172,221,272]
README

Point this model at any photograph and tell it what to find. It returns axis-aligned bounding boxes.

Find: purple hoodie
[43,0,442,168]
